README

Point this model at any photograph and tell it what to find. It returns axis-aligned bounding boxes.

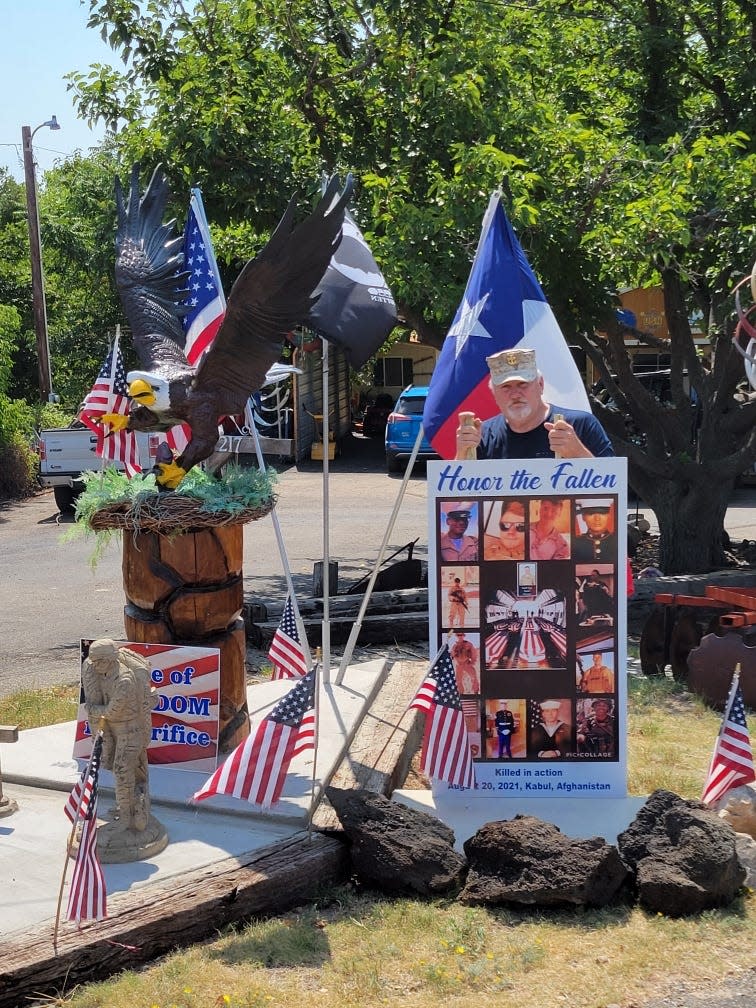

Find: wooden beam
[312,660,426,831]
[248,611,430,648]
[215,434,294,456]
[0,832,347,1008]
[247,587,429,621]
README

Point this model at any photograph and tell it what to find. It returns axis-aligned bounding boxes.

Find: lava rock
[458,816,629,908]
[617,789,746,915]
[325,788,466,895]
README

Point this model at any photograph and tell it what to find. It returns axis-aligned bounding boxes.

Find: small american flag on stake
[411,646,475,789]
[65,732,107,923]
[701,664,755,806]
[78,329,141,476]
[269,594,308,680]
[193,668,317,809]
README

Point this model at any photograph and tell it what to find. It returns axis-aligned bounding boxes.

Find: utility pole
[22,120,59,402]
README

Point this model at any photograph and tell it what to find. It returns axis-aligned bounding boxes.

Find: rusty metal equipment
[639,584,756,705]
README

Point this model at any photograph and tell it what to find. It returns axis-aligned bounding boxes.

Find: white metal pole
[321,339,331,682]
[335,423,425,684]
[249,424,313,668]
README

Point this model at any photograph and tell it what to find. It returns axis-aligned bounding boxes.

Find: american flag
[166,188,227,455]
[78,331,141,476]
[65,733,107,922]
[485,628,510,665]
[461,697,481,722]
[193,668,317,809]
[701,670,755,806]
[411,646,475,789]
[64,731,102,824]
[269,595,308,679]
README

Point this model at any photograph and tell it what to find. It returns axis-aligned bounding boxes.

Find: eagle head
[126,371,172,413]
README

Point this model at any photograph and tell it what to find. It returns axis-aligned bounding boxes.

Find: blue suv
[385,385,439,473]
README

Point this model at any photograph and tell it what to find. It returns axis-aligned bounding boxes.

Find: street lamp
[22,116,61,403]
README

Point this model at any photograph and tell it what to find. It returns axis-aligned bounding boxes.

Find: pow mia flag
[307,181,397,370]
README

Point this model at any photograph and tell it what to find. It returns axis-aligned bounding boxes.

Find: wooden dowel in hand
[553,412,564,459]
[458,411,478,461]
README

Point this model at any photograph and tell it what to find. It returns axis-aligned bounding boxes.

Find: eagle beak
[129,378,157,406]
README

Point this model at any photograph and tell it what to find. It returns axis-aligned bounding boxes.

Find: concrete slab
[4,659,387,821]
[0,659,387,940]
[392,789,647,850]
[1,784,298,941]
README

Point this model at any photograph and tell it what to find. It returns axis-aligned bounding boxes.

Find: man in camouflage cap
[454,347,613,461]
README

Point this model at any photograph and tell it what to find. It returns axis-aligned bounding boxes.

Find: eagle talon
[156,461,187,489]
[98,412,130,433]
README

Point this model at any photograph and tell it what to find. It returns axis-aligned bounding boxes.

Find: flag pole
[713,664,741,750]
[307,651,322,838]
[321,337,331,683]
[97,327,120,487]
[249,423,312,668]
[335,424,425,684]
[52,723,103,950]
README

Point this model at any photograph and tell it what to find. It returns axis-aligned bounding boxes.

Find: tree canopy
[5,0,756,569]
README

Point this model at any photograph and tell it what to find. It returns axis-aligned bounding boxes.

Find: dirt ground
[635,968,756,1008]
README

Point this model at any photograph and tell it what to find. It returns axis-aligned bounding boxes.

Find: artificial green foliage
[169,463,279,513]
[74,463,278,527]
[67,464,278,566]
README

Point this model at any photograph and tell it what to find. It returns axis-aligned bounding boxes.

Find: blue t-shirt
[478,406,614,460]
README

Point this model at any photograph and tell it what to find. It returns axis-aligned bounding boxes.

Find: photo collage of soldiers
[437,495,619,763]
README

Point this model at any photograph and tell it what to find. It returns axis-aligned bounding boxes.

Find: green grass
[0,684,79,730]
[58,889,755,1008]
[6,677,754,1008]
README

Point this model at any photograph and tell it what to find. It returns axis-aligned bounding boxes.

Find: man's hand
[544,418,593,458]
[455,414,482,460]
[98,412,130,433]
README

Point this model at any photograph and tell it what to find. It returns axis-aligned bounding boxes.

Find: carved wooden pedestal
[122,525,249,752]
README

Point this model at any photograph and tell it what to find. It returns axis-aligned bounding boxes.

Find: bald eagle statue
[101,164,352,487]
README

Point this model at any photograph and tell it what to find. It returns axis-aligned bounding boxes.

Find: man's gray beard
[503,403,536,425]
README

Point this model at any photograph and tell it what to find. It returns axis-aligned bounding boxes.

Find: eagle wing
[194,175,353,416]
[114,164,191,371]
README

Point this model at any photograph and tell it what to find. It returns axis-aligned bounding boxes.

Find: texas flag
[422,193,589,459]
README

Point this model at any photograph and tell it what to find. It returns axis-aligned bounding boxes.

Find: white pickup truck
[35,418,294,512]
[35,423,159,512]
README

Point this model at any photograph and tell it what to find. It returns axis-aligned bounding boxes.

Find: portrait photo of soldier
[573,498,617,564]
[527,698,572,759]
[528,497,571,560]
[440,567,480,629]
[439,501,479,563]
[484,698,526,759]
[576,697,616,757]
[575,565,615,628]
[483,499,527,560]
[449,629,481,694]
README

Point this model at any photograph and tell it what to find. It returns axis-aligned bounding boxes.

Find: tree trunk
[122,525,249,751]
[650,477,730,574]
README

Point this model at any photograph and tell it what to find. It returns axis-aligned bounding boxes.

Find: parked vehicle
[35,422,158,512]
[385,385,439,473]
[362,392,395,439]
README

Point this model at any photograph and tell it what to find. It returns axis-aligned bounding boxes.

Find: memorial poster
[428,457,628,797]
[72,641,221,772]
